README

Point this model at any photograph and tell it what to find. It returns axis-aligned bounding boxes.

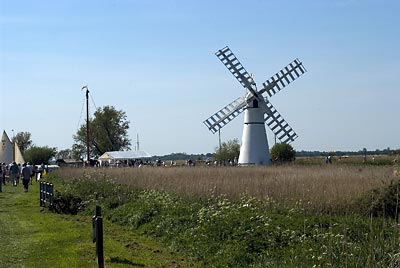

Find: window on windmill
[253,99,258,108]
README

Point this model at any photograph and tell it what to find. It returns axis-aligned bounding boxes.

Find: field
[55,161,398,214]
[45,158,400,267]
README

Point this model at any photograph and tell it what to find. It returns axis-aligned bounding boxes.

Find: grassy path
[0,182,195,268]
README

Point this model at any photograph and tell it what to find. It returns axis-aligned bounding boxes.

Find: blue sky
[1,0,399,155]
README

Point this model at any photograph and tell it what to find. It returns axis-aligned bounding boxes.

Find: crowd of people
[0,162,47,193]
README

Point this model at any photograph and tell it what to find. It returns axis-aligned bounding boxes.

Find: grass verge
[0,181,198,268]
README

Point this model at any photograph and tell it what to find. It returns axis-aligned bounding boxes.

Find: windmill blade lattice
[203,96,246,133]
[259,59,306,98]
[215,46,258,96]
[264,98,298,143]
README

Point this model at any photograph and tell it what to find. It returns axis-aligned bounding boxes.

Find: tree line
[11,104,399,165]
[296,147,400,157]
[12,105,130,164]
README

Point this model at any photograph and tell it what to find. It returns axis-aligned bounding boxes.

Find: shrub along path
[0,181,195,268]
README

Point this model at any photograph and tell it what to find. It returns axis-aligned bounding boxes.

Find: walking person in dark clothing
[21,163,31,192]
[10,162,19,186]
[26,162,34,185]
[1,163,6,186]
[0,163,3,192]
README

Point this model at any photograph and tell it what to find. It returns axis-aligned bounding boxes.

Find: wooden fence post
[39,181,44,206]
[93,205,104,268]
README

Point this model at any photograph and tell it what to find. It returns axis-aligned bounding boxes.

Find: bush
[358,179,400,220]
[214,139,240,162]
[270,143,296,163]
[50,192,83,215]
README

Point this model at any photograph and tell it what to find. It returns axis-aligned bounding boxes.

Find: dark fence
[40,181,54,207]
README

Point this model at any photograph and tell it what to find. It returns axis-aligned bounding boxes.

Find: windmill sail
[215,46,258,96]
[259,59,306,98]
[263,99,298,143]
[203,97,246,133]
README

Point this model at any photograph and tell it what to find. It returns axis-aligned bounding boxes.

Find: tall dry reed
[54,165,397,214]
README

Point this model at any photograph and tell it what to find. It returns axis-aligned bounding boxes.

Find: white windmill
[204,46,306,166]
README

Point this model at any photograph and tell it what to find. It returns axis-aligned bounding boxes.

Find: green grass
[4,166,400,267]
[0,182,198,268]
[47,173,400,268]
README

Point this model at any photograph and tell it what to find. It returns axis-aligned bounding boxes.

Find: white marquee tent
[0,130,25,164]
[98,150,152,165]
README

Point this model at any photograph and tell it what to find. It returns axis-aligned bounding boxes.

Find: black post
[39,181,43,206]
[92,215,97,243]
[48,183,54,206]
[96,216,104,268]
[96,205,101,217]
[46,182,50,205]
[93,205,104,268]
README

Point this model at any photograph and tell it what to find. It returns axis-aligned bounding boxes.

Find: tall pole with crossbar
[86,88,90,164]
[82,86,90,164]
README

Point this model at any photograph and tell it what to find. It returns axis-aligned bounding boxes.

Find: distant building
[56,158,84,168]
[98,150,152,166]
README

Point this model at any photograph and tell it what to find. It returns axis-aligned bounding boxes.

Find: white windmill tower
[204,46,306,166]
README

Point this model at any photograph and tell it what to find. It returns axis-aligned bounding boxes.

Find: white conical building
[0,130,25,164]
[238,97,270,166]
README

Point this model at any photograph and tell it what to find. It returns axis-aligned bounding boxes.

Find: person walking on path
[1,163,6,186]
[0,163,3,192]
[27,162,34,185]
[9,162,19,187]
[21,163,31,192]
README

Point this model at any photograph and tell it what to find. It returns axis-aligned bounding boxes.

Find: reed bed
[54,164,398,214]
[51,165,400,267]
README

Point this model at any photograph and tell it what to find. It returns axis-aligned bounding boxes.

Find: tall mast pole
[86,87,90,163]
[218,128,221,153]
[81,86,91,164]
